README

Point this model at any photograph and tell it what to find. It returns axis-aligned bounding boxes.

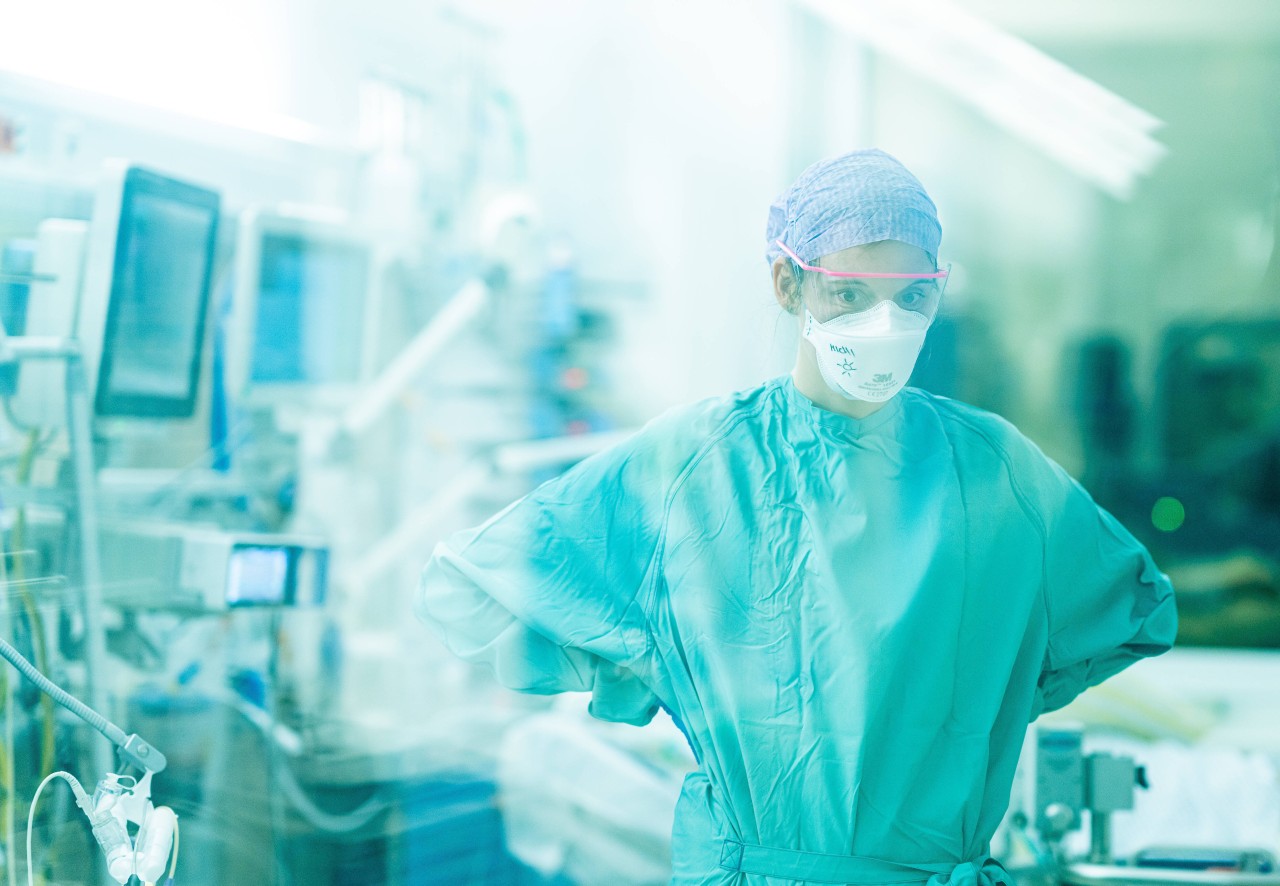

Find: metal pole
[1089,811,1112,864]
[63,352,113,781]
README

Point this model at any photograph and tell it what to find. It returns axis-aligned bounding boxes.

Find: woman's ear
[771,256,801,315]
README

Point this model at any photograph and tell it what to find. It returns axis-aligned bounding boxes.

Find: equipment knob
[1044,803,1077,836]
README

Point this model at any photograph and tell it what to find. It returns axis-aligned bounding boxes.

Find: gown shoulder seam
[636,397,775,624]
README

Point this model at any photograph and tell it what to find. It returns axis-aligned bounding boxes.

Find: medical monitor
[226,542,328,608]
[228,207,377,411]
[77,162,221,418]
[1157,318,1280,467]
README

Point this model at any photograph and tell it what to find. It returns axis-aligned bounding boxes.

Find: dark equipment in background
[1159,319,1280,485]
[1070,319,1280,648]
[1069,335,1139,492]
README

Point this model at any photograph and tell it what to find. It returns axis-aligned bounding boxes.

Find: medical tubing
[0,637,128,748]
[26,771,93,886]
[167,815,180,884]
[232,703,389,833]
[271,749,389,833]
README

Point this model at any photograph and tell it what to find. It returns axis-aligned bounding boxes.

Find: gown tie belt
[718,839,1015,886]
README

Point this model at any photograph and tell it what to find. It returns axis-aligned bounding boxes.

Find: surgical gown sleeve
[416,435,668,726]
[1022,452,1178,718]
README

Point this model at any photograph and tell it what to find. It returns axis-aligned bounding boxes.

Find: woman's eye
[828,286,872,306]
[899,286,931,308]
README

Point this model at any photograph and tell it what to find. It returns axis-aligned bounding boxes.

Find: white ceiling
[955,0,1280,42]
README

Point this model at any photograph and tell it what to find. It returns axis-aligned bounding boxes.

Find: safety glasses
[776,239,950,323]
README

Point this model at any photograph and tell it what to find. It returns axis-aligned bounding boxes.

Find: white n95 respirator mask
[802,301,931,402]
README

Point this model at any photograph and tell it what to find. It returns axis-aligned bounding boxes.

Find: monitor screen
[250,232,370,387]
[95,168,219,417]
[225,543,328,607]
[226,544,291,606]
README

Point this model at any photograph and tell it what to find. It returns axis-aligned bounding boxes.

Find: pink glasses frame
[775,239,949,280]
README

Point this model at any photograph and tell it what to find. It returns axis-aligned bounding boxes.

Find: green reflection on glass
[1151,496,1186,532]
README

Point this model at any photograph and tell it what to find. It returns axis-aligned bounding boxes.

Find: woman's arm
[416,435,670,725]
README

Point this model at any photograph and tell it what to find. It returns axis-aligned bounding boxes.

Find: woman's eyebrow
[830,279,872,289]
[895,277,938,291]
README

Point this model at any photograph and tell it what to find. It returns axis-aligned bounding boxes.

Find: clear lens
[801,269,946,324]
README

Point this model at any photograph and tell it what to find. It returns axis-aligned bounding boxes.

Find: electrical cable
[0,401,57,452]
[2,399,36,436]
[140,418,258,511]
[25,771,90,886]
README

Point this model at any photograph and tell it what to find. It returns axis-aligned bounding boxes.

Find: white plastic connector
[133,805,177,882]
[83,806,133,884]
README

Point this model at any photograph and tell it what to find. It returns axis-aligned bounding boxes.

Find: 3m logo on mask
[872,373,894,383]
[828,344,856,356]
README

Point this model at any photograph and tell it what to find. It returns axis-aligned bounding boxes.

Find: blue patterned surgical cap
[765,149,942,266]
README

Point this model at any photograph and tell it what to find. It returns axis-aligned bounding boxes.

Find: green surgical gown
[417,376,1177,886]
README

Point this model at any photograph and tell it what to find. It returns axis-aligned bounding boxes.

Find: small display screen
[97,168,219,417]
[226,546,290,606]
[225,544,328,608]
[250,232,369,386]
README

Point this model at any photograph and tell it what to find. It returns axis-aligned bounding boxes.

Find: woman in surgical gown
[417,150,1177,886]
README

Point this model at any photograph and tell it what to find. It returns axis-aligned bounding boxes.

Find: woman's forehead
[816,240,935,274]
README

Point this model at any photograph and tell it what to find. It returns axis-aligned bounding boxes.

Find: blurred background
[0,0,1277,883]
